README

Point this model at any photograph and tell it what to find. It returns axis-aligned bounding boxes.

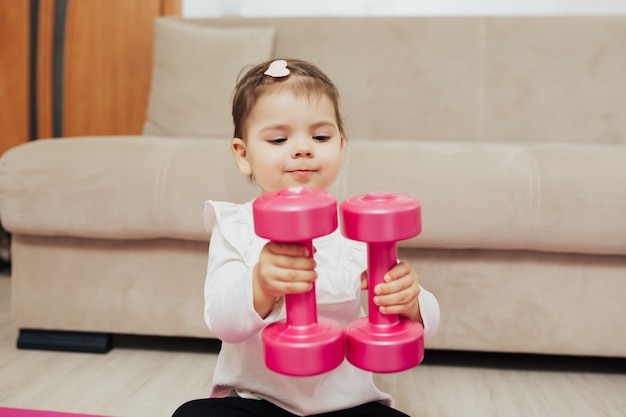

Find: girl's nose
[291,139,314,158]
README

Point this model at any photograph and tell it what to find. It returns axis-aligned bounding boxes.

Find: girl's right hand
[252,241,317,318]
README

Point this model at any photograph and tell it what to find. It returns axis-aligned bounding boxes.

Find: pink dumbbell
[253,187,345,376]
[340,192,424,373]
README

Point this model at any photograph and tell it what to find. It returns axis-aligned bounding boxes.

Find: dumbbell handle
[367,242,399,326]
[284,240,317,327]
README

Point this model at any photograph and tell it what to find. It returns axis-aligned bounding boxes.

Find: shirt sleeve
[203,201,281,343]
[417,286,440,341]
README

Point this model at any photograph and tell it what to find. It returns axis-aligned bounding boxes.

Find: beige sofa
[1,16,625,357]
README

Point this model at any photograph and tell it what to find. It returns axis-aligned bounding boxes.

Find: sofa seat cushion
[0,137,624,256]
[341,141,626,255]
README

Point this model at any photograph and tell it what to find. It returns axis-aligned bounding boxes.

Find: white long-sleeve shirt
[202,200,440,416]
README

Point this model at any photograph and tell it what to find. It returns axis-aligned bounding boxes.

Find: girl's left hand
[360,260,422,323]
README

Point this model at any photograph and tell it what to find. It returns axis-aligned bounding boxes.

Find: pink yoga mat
[0,408,110,417]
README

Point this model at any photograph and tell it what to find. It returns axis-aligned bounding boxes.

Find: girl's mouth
[288,169,316,178]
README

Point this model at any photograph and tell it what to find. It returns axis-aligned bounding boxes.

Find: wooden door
[0,0,181,155]
[0,1,30,155]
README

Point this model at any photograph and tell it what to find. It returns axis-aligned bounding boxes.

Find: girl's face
[232,90,344,194]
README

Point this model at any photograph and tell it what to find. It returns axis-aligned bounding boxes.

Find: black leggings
[172,397,410,417]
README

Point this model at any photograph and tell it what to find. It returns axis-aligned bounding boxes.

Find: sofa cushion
[190,16,626,145]
[143,19,275,137]
[1,138,625,256]
[339,141,626,255]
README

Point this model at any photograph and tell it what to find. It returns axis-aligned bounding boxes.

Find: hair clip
[264,59,290,78]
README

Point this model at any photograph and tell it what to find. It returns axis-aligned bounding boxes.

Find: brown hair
[231,59,345,140]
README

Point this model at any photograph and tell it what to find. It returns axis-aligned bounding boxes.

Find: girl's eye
[313,135,331,142]
[268,138,287,144]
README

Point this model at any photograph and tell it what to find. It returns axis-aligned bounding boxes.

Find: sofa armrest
[0,136,257,241]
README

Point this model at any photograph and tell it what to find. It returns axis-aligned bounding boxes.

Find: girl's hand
[361,260,423,324]
[253,241,317,318]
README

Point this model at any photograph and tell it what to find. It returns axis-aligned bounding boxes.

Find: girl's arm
[204,220,280,343]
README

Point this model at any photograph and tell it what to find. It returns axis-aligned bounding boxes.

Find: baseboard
[17,329,113,353]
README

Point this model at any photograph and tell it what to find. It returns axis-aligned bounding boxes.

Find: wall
[182,0,626,17]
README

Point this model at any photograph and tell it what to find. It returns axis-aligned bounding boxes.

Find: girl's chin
[261,183,329,194]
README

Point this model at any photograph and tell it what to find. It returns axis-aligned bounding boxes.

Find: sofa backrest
[164,16,626,145]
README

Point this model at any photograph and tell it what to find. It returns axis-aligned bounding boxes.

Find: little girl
[173,59,440,417]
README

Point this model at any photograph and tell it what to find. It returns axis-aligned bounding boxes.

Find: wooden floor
[1,274,625,417]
